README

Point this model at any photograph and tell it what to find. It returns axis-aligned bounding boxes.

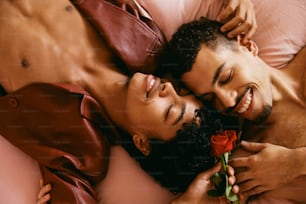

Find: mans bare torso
[248,47,306,147]
[234,47,306,203]
[0,0,113,93]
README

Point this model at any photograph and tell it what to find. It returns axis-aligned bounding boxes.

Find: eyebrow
[172,103,186,126]
[212,63,225,85]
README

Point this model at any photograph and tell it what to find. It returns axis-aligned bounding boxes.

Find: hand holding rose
[209,130,239,203]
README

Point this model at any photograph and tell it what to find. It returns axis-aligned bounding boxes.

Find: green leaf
[207,189,223,197]
[210,173,227,194]
[210,173,222,186]
[225,185,239,202]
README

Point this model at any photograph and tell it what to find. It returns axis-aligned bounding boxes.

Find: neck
[78,64,130,129]
[264,63,303,124]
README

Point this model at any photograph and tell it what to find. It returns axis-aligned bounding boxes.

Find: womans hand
[229,141,302,198]
[37,179,52,204]
[217,0,257,44]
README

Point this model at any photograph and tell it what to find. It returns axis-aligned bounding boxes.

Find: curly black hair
[156,17,237,79]
[121,107,239,193]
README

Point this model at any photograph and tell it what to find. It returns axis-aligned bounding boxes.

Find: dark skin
[0,1,258,203]
[182,41,306,202]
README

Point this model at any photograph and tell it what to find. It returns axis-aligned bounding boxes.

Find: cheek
[132,101,166,126]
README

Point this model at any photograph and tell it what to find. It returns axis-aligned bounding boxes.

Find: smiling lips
[147,75,155,92]
[146,75,159,97]
[236,88,253,114]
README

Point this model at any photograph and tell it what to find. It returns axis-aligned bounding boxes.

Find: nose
[159,82,177,98]
[215,88,237,109]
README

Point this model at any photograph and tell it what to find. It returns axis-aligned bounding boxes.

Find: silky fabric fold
[0,83,120,204]
[70,0,167,73]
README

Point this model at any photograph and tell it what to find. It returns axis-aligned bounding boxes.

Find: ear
[132,133,151,156]
[236,35,258,56]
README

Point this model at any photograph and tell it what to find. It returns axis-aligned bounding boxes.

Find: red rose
[210,130,238,157]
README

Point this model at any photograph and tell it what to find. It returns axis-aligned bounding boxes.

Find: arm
[229,141,306,197]
[217,0,257,44]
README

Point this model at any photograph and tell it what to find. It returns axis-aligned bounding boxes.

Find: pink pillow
[0,138,174,204]
[96,145,175,204]
[139,0,306,69]
[0,135,41,204]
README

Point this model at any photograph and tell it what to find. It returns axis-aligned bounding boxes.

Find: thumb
[189,163,222,191]
[199,162,222,179]
[240,140,265,153]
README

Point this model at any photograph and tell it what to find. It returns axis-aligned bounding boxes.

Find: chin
[252,104,272,124]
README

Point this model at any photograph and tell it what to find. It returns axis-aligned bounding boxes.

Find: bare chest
[245,103,306,148]
[0,0,112,93]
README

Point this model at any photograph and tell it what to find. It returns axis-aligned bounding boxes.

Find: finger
[221,11,246,36]
[39,179,44,188]
[235,171,254,184]
[217,0,239,22]
[243,14,257,43]
[239,179,260,193]
[37,194,51,204]
[38,184,52,199]
[231,184,240,194]
[243,185,268,197]
[198,162,222,180]
[224,2,249,37]
[187,162,222,193]
[240,140,265,152]
[229,157,251,168]
[236,11,254,43]
[226,165,235,175]
[228,174,236,186]
[227,7,252,38]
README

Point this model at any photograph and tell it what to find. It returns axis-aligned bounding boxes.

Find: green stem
[221,154,227,172]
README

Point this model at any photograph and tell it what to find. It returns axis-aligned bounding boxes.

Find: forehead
[182,46,225,89]
[194,45,228,69]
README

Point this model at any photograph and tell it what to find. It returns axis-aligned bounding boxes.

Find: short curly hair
[121,107,239,192]
[157,17,237,79]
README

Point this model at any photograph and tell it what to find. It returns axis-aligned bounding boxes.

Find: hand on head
[217,0,257,44]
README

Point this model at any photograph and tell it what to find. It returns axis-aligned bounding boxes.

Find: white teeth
[237,93,252,113]
[149,79,155,91]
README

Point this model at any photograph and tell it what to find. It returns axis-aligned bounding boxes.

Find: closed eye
[219,69,233,85]
[165,104,173,122]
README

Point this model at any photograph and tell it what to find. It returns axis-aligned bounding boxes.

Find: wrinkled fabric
[71,0,167,74]
[0,83,120,204]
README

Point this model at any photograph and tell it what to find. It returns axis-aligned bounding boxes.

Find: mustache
[225,86,252,114]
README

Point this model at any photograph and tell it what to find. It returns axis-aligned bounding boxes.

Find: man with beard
[163,17,306,203]
[0,1,239,203]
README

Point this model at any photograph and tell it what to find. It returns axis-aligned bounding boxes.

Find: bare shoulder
[285,46,306,98]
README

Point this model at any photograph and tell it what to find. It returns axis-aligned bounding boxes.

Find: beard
[252,104,272,124]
